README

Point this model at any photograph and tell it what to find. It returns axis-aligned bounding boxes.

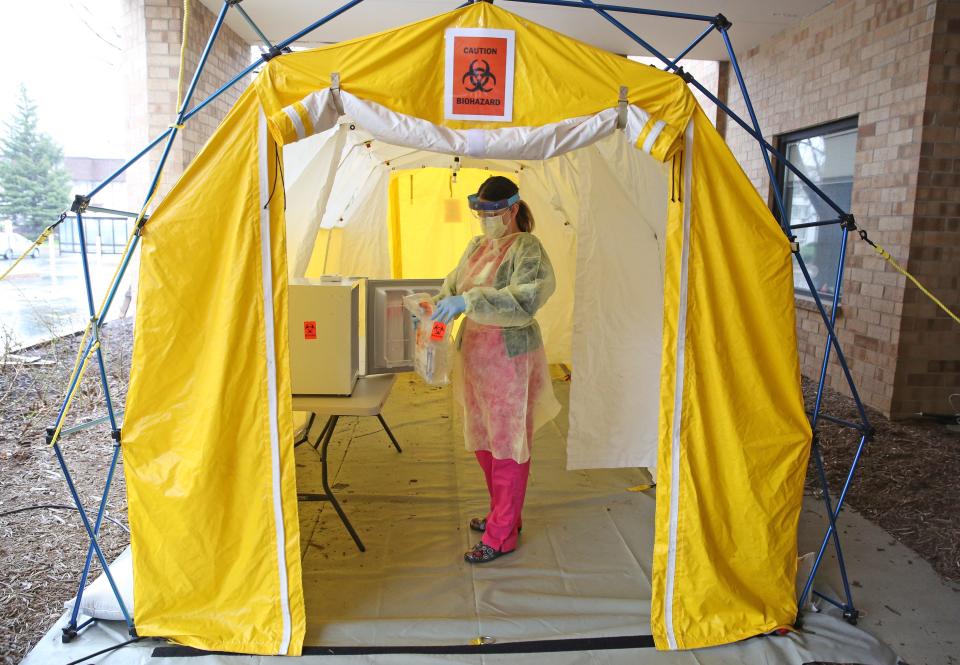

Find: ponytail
[516,200,535,232]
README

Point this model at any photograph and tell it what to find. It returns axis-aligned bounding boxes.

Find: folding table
[293,373,402,552]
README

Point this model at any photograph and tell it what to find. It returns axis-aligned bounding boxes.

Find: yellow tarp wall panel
[256,3,694,161]
[388,167,514,279]
[123,88,305,655]
[651,108,812,649]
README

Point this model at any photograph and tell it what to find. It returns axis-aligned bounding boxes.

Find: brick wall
[721,0,958,418]
[894,0,960,417]
[122,0,252,204]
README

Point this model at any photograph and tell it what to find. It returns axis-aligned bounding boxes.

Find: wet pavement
[0,249,134,351]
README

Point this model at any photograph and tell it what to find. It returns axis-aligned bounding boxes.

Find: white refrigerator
[288,277,443,395]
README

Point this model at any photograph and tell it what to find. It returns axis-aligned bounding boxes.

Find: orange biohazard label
[430,321,447,341]
[304,321,317,340]
[445,28,515,122]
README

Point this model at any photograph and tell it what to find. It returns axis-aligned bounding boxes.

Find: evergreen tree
[0,84,72,237]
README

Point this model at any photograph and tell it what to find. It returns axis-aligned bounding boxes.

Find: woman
[430,176,561,564]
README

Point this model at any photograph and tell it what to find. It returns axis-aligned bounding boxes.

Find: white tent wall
[284,126,347,278]
[284,129,393,280]
[566,134,669,471]
[283,117,669,472]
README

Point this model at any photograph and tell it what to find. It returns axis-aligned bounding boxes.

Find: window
[56,217,131,254]
[775,118,857,301]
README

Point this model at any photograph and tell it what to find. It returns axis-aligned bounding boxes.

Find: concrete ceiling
[199,0,832,61]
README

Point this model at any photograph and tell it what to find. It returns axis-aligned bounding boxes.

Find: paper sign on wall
[444,28,515,122]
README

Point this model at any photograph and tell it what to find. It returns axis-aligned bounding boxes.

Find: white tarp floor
[24,371,905,664]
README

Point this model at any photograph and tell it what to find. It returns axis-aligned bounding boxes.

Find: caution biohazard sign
[444,28,515,122]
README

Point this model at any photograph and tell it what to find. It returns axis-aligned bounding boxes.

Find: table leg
[377,414,403,454]
[294,413,316,448]
[311,415,334,451]
[318,415,366,552]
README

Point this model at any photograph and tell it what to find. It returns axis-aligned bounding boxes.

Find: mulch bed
[1,317,957,663]
[1,319,132,665]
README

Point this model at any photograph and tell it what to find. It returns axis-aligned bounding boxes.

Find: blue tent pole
[792,218,845,230]
[182,60,261,123]
[580,0,676,66]
[817,413,866,431]
[719,27,788,226]
[55,4,233,626]
[176,4,230,119]
[808,442,856,608]
[233,3,274,50]
[799,228,859,614]
[65,443,124,636]
[86,128,172,200]
[792,246,873,618]
[799,431,870,617]
[73,212,120,429]
[810,229,854,429]
[49,334,97,430]
[505,0,715,22]
[73,211,97,321]
[794,252,871,426]
[669,23,715,66]
[52,443,134,631]
[63,212,123,636]
[274,0,368,50]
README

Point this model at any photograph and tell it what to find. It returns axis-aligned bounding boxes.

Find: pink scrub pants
[475,450,530,552]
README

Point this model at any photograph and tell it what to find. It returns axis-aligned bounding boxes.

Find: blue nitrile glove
[432,295,466,324]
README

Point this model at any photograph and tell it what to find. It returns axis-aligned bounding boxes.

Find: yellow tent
[122,2,811,656]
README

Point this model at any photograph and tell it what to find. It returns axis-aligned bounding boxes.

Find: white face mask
[481,213,508,239]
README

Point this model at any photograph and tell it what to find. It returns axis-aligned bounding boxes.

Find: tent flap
[122,87,306,656]
[651,109,812,650]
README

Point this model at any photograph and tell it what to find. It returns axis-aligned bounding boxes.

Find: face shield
[467,193,520,220]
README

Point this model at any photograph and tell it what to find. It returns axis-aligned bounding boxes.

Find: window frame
[773,116,858,302]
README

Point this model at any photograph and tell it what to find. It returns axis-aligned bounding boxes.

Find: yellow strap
[49,340,102,447]
[176,0,190,112]
[870,242,960,326]
[0,227,53,282]
[627,484,655,492]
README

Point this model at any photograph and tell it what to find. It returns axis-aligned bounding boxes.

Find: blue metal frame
[50,0,875,642]
[51,0,234,640]
[718,26,787,225]
[48,0,373,642]
[234,3,274,51]
[61,212,128,637]
[669,23,714,67]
